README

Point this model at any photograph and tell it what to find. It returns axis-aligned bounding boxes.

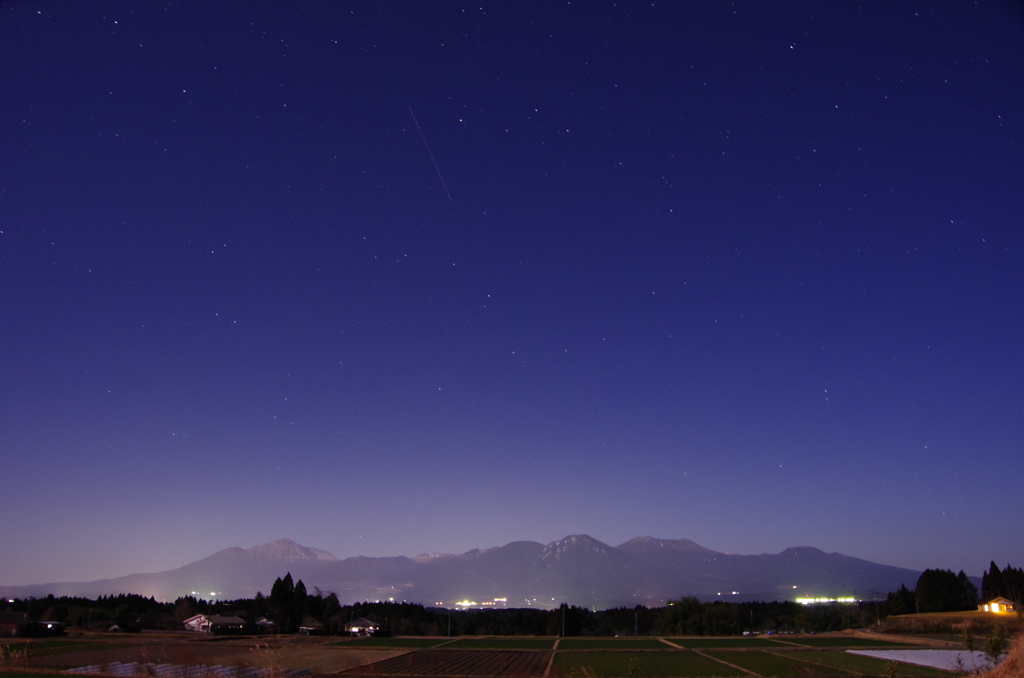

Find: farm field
[0,632,969,677]
[3,635,407,675]
[777,636,914,648]
[704,649,956,676]
[333,637,445,648]
[916,635,968,646]
[786,649,960,675]
[444,638,555,650]
[879,611,1021,637]
[339,649,551,677]
[669,637,788,648]
[552,651,742,677]
[701,650,843,676]
[1,640,137,657]
[557,638,669,650]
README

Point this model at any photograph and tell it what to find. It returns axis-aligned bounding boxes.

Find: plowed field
[12,636,405,675]
[340,649,552,677]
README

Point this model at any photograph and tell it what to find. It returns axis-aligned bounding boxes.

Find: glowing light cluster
[796,597,858,605]
[452,597,509,608]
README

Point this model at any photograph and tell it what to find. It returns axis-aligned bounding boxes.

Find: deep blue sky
[2,1,1022,589]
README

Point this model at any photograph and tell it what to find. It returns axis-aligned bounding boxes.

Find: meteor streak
[409,107,452,200]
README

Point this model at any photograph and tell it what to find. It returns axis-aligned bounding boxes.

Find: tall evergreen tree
[1005,565,1024,604]
[268,573,295,631]
[916,569,963,612]
[292,579,308,628]
[982,562,1023,604]
[252,591,268,619]
[887,584,916,616]
[983,562,1004,601]
[955,571,979,609]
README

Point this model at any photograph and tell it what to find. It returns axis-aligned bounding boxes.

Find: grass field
[880,611,1021,636]
[333,637,445,648]
[779,636,914,647]
[557,638,669,650]
[918,635,968,645]
[781,649,959,676]
[2,640,137,658]
[443,638,555,649]
[669,637,788,648]
[552,651,743,677]
[703,650,842,676]
[341,649,552,676]
[703,649,958,677]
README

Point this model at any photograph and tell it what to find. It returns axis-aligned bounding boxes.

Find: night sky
[2,1,1022,590]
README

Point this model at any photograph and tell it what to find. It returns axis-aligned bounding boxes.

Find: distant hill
[0,535,923,608]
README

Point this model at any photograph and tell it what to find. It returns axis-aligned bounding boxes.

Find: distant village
[2,563,1020,639]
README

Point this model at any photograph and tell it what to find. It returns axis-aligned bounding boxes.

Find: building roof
[209,615,246,625]
[345,617,380,628]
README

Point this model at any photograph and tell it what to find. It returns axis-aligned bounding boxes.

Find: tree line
[983,562,1024,605]
[186,571,893,636]
[3,593,172,632]
[907,568,979,613]
[5,562,1018,636]
[0,590,885,636]
[886,564,1022,615]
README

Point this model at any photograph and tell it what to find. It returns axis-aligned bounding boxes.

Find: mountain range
[0,536,922,609]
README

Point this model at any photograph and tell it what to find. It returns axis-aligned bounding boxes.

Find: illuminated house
[344,617,380,636]
[979,597,1016,613]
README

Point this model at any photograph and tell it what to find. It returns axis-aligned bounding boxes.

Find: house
[298,616,324,635]
[979,597,1016,613]
[183,614,210,632]
[183,614,247,633]
[208,615,246,633]
[0,611,29,637]
[344,617,380,636]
